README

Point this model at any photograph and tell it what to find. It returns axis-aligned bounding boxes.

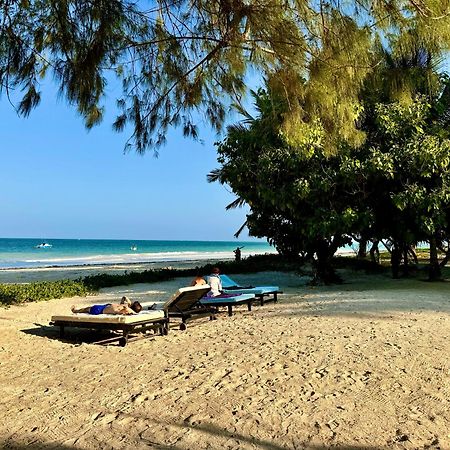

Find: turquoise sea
[0,238,276,269]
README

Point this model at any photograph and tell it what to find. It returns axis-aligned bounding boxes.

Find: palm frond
[231,101,255,124]
[207,168,222,183]
[233,221,248,238]
[226,197,246,210]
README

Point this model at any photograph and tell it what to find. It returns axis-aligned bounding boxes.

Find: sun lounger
[50,310,169,347]
[200,293,256,316]
[219,274,282,306]
[141,285,216,330]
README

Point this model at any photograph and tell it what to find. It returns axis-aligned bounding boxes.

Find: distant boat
[36,242,52,248]
[130,245,138,251]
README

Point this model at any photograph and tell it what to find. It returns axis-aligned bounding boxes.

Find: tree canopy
[2,1,450,152]
[210,63,450,282]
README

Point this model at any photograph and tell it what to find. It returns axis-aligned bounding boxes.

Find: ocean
[0,238,276,269]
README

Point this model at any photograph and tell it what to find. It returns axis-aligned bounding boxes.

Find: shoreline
[0,257,232,272]
[0,249,356,284]
[0,258,230,284]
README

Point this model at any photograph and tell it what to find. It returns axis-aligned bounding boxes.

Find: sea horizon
[0,237,276,270]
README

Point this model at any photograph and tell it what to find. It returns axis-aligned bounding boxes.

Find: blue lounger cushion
[220,274,279,295]
[200,293,255,305]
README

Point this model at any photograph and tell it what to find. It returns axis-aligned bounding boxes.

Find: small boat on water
[130,245,138,251]
[36,242,52,248]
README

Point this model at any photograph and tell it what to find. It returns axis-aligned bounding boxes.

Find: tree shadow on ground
[0,443,83,450]
[274,274,450,317]
[270,304,450,321]
[0,441,178,450]
[0,422,389,449]
[148,419,387,450]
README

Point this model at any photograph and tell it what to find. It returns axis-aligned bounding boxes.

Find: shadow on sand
[164,420,387,450]
[275,274,450,318]
[20,323,156,346]
[1,422,388,450]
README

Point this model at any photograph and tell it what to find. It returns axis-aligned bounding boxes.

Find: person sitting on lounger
[71,301,142,315]
[191,275,207,286]
[207,267,222,297]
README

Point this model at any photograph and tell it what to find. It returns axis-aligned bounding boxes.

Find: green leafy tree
[367,98,450,279]
[348,37,450,278]
[212,76,450,282]
[211,88,365,283]
[2,1,450,153]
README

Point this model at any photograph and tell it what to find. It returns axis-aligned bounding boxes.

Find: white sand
[1,270,449,449]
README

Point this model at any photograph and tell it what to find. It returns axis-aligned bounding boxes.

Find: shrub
[0,280,91,306]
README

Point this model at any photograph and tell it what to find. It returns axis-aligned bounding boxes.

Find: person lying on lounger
[71,301,142,315]
[120,296,132,306]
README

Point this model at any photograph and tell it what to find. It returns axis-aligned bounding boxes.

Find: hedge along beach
[1,265,450,448]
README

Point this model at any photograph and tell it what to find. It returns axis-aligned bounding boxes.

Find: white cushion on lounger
[51,310,165,324]
[140,285,211,310]
[163,285,211,307]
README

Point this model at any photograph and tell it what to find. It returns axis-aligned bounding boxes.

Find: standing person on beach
[233,246,243,262]
[207,267,222,296]
[71,301,142,315]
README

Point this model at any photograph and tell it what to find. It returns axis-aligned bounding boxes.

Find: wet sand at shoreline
[0,259,225,284]
[1,270,449,449]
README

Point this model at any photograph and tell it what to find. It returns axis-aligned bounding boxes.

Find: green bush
[82,254,300,290]
[82,267,177,290]
[0,280,92,306]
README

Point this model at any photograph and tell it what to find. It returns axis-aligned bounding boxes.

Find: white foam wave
[19,249,276,268]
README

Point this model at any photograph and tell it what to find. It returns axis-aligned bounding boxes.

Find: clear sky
[0,80,254,241]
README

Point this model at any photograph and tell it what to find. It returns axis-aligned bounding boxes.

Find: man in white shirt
[207,267,222,297]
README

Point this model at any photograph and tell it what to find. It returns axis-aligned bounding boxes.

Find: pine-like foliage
[1,1,450,153]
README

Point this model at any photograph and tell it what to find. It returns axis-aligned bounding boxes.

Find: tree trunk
[408,245,418,265]
[369,240,380,264]
[312,239,342,285]
[391,245,401,278]
[428,236,442,281]
[401,244,409,276]
[357,239,367,259]
[438,243,450,268]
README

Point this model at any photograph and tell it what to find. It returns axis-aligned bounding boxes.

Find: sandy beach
[1,269,449,449]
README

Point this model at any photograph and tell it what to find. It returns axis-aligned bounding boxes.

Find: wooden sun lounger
[50,310,169,347]
[200,293,256,316]
[141,285,216,330]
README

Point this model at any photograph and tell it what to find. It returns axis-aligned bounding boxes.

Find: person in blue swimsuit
[88,304,111,315]
[71,301,142,315]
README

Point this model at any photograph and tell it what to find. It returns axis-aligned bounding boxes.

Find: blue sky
[0,81,255,241]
